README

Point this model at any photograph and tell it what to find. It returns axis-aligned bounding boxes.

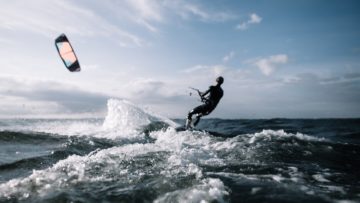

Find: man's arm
[200,88,210,97]
[199,86,212,102]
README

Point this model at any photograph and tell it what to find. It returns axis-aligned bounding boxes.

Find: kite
[55,34,80,72]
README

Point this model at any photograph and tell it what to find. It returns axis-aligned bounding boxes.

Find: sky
[0,0,359,119]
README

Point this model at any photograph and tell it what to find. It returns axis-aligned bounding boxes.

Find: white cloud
[182,65,227,77]
[136,19,159,33]
[0,95,62,117]
[0,0,239,46]
[0,75,110,117]
[81,64,100,71]
[0,38,14,45]
[249,13,262,24]
[109,0,164,33]
[126,0,163,22]
[85,0,236,35]
[125,78,165,96]
[0,0,145,46]
[236,13,262,30]
[223,51,235,62]
[185,4,209,19]
[165,1,236,22]
[252,54,288,76]
[182,65,208,73]
[188,6,236,22]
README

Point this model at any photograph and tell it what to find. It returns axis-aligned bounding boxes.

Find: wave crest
[102,99,177,135]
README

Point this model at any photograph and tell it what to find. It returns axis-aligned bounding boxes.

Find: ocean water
[0,99,359,203]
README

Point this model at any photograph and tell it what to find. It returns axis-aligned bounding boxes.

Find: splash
[0,99,178,140]
[102,99,177,134]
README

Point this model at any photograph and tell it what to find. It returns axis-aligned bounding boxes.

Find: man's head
[216,76,224,85]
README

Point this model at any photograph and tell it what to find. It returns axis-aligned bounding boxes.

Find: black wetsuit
[187,85,223,126]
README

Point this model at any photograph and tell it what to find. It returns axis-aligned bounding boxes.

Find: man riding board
[186,76,224,129]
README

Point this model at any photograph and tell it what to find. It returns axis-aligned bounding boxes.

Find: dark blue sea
[0,99,359,203]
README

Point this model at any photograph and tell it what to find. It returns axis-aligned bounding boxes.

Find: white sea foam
[251,187,262,195]
[0,119,103,136]
[151,128,225,169]
[154,178,229,203]
[321,185,346,195]
[0,137,226,200]
[248,129,325,144]
[33,120,103,137]
[0,143,164,199]
[312,174,331,183]
[335,200,359,203]
[0,109,226,200]
[205,172,260,181]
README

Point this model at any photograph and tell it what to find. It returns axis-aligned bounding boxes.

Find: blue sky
[0,0,359,118]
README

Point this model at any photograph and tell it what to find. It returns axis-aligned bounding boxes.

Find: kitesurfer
[186,76,224,129]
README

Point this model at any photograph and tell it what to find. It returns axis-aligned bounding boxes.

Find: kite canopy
[55,34,80,72]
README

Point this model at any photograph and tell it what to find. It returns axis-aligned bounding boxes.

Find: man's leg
[193,104,213,127]
[186,104,206,129]
[186,112,193,129]
[193,113,202,127]
[185,108,196,129]
[187,104,210,129]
